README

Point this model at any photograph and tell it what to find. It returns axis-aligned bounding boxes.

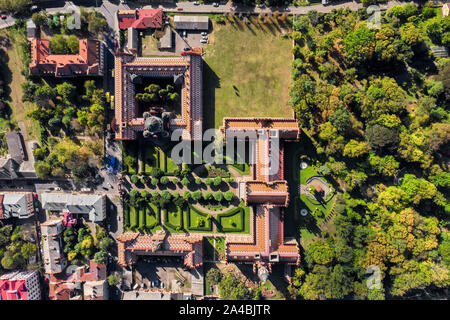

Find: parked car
[202,35,208,39]
[200,39,207,44]
[0,15,6,20]
[201,32,207,36]
[194,1,200,5]
[183,47,190,51]
[213,2,219,7]
[177,7,183,11]
[182,30,187,37]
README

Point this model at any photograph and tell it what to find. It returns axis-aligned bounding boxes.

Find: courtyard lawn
[216,203,251,234]
[143,143,179,175]
[163,204,184,232]
[130,206,138,229]
[123,141,139,174]
[186,206,213,232]
[203,17,293,129]
[145,202,161,232]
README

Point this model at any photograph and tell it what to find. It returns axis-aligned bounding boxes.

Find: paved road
[0,1,408,31]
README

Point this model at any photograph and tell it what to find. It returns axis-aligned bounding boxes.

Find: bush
[160,176,170,185]
[151,177,159,186]
[213,176,222,187]
[205,178,213,186]
[130,175,139,184]
[192,191,202,201]
[203,192,213,201]
[183,191,191,200]
[224,191,234,201]
[195,177,202,185]
[150,167,163,178]
[181,177,190,186]
[214,192,224,202]
[140,176,149,185]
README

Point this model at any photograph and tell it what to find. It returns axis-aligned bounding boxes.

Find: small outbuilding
[174,15,209,31]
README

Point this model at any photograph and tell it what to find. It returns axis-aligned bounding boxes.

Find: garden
[123,190,251,235]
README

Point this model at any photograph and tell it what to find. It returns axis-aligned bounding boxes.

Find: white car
[182,30,187,37]
[200,39,207,44]
[213,2,219,7]
[201,31,207,36]
[194,1,200,5]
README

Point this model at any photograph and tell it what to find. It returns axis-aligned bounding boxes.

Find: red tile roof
[29,38,102,77]
[118,9,163,29]
[117,233,203,269]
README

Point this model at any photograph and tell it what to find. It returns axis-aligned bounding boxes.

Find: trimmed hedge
[163,206,183,231]
[186,206,213,232]
[216,207,245,232]
[145,203,160,230]
[123,203,130,228]
[130,206,138,229]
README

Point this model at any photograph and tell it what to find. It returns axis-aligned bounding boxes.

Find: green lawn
[129,206,138,229]
[163,204,184,232]
[203,17,293,128]
[186,206,213,232]
[143,143,179,175]
[216,203,250,233]
[145,203,161,232]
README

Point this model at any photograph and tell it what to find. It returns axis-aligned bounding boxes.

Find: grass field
[203,17,293,128]
[0,28,40,140]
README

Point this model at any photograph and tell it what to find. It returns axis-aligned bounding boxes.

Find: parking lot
[133,257,204,295]
[174,30,209,54]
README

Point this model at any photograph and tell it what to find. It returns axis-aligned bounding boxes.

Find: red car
[1,15,7,20]
[177,7,183,11]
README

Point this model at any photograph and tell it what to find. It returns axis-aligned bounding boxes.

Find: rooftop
[118,9,163,29]
[29,38,104,77]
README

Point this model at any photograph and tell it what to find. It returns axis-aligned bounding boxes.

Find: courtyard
[133,256,203,295]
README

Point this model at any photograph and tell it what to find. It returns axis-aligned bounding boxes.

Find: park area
[123,141,179,175]
[203,15,294,128]
[124,196,251,235]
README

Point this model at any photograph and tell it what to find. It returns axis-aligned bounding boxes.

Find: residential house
[117,9,163,30]
[41,219,67,274]
[41,193,106,222]
[0,270,41,300]
[0,192,35,219]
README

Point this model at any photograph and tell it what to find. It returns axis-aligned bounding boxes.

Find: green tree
[206,268,222,285]
[343,25,375,65]
[50,34,68,54]
[365,124,399,152]
[329,108,352,135]
[343,140,369,158]
[94,250,108,264]
[66,35,79,54]
[218,274,247,300]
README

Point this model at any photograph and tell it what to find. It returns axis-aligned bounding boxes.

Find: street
[0,1,407,31]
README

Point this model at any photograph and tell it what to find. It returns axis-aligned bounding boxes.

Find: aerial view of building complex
[0,0,448,310]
